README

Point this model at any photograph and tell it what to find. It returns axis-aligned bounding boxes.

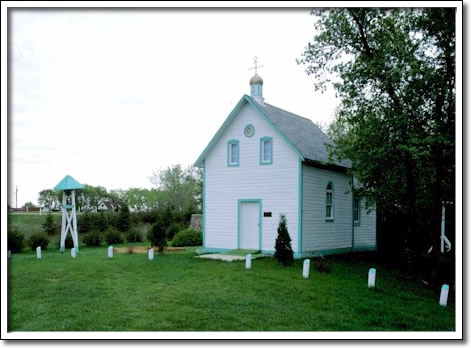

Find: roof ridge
[263,101,316,124]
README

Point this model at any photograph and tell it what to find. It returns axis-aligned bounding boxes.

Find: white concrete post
[303,259,310,279]
[71,247,77,259]
[8,250,11,259]
[439,284,449,306]
[36,246,42,259]
[368,268,376,288]
[148,248,154,261]
[245,254,252,270]
[108,246,113,258]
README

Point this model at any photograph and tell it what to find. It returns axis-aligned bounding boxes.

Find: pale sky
[9,8,340,207]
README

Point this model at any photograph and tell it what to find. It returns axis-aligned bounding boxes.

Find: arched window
[326,182,334,220]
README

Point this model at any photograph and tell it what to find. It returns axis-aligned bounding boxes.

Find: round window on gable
[244,124,255,138]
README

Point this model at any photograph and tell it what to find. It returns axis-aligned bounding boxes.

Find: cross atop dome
[249,56,264,104]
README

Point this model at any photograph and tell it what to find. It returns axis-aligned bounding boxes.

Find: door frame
[237,199,262,250]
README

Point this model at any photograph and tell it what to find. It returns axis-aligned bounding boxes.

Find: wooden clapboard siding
[302,164,353,252]
[353,201,377,249]
[205,103,300,252]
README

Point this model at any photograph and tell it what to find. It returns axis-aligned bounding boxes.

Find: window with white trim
[326,183,334,220]
[228,140,239,166]
[260,137,273,165]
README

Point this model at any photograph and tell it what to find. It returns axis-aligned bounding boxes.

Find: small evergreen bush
[78,211,92,234]
[274,214,294,266]
[313,256,332,273]
[65,234,75,249]
[172,228,202,247]
[117,204,131,232]
[104,227,124,245]
[166,222,188,241]
[28,232,49,251]
[93,212,109,232]
[146,227,154,243]
[42,212,57,235]
[126,228,143,243]
[56,234,75,249]
[8,228,25,253]
[83,230,103,247]
[151,221,167,253]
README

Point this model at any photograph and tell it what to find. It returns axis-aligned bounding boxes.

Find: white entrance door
[240,202,260,250]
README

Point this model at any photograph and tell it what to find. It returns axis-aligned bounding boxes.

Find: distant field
[8,212,62,240]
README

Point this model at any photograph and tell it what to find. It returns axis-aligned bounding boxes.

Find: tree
[42,212,57,235]
[117,204,131,232]
[151,220,167,254]
[274,215,294,266]
[23,202,35,210]
[298,9,455,259]
[38,189,59,210]
[149,165,202,214]
[94,211,108,232]
[78,211,92,234]
[76,185,109,212]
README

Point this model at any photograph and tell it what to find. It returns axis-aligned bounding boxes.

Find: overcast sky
[9,8,340,207]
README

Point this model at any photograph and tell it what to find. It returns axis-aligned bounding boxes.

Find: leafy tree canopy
[298,8,455,252]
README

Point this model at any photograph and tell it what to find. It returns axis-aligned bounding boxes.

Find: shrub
[274,215,294,266]
[126,228,143,243]
[65,234,75,248]
[146,227,154,243]
[117,204,131,232]
[42,212,57,235]
[151,221,167,253]
[104,227,124,245]
[166,222,188,241]
[172,228,202,247]
[93,212,109,232]
[137,210,160,224]
[83,230,103,247]
[8,228,25,253]
[107,213,119,229]
[78,211,92,234]
[28,232,49,251]
[56,234,75,249]
[313,256,332,273]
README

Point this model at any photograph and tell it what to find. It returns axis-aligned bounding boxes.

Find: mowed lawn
[7,246,455,331]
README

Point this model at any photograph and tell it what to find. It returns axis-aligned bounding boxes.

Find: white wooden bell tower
[54,175,84,252]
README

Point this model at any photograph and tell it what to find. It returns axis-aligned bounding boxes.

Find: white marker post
[8,250,11,259]
[439,284,449,306]
[71,247,77,259]
[148,248,154,261]
[303,259,310,279]
[245,254,252,270]
[368,268,376,288]
[36,246,42,260]
[108,246,113,258]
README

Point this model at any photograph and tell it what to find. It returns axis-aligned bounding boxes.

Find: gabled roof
[194,95,351,169]
[54,175,85,191]
[98,201,115,210]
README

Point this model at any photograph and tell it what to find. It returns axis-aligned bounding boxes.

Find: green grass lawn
[7,245,455,331]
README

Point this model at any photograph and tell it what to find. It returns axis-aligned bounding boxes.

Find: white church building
[194,70,376,258]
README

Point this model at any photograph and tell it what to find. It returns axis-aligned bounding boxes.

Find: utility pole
[15,186,18,209]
